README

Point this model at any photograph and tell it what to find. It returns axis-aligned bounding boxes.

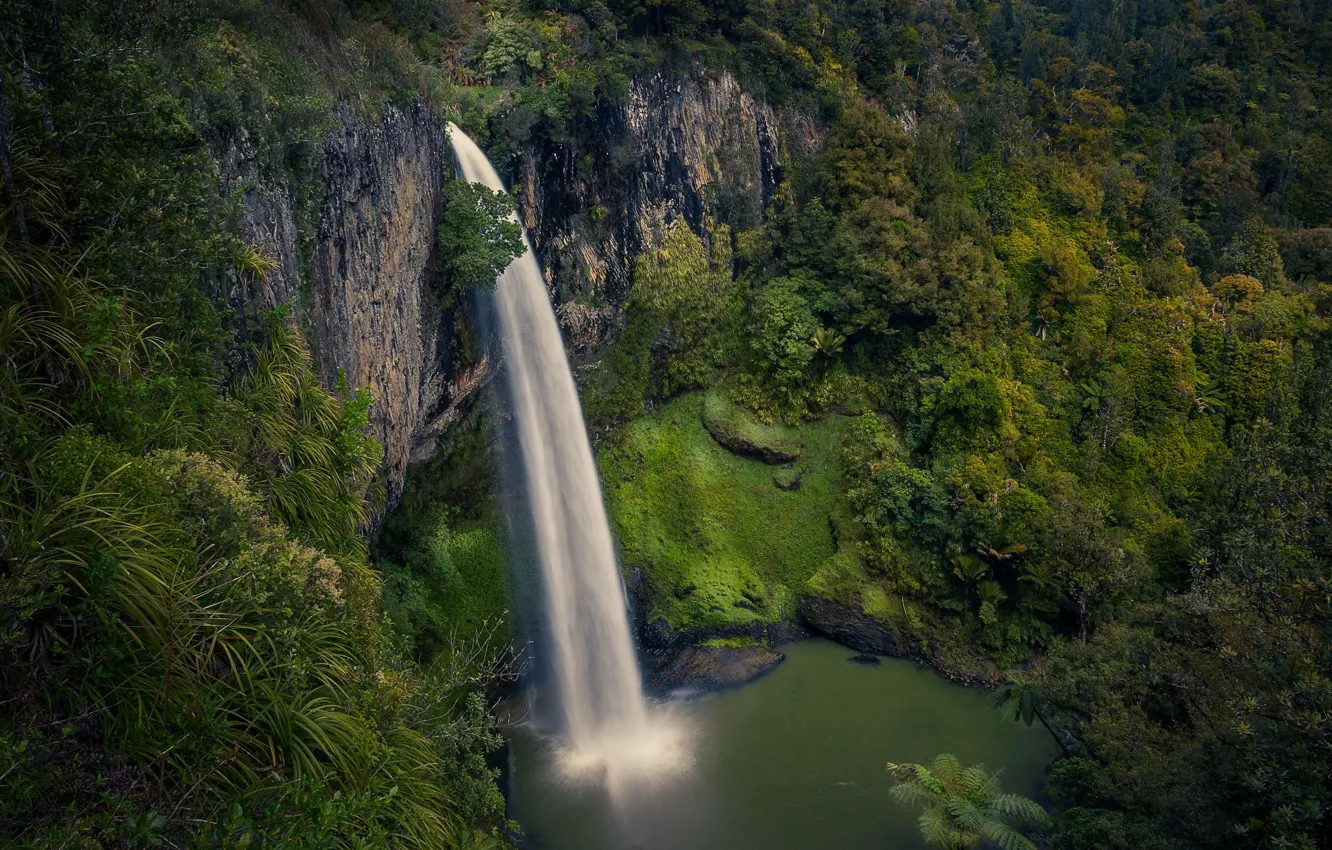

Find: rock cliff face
[515,66,806,354]
[220,66,813,516]
[222,102,485,512]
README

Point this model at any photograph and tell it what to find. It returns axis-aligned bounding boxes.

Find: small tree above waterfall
[438,176,525,305]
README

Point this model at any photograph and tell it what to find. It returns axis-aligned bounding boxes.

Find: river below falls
[503,638,1059,850]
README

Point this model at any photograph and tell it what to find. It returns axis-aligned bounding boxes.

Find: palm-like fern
[1013,563,1061,619]
[1193,374,1227,415]
[949,543,989,584]
[811,327,846,358]
[991,678,1069,755]
[887,754,1049,850]
[1079,378,1107,412]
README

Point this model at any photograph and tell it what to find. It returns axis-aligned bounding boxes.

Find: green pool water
[503,638,1059,850]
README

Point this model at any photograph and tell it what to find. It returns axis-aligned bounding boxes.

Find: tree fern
[887,754,1050,850]
[991,677,1069,755]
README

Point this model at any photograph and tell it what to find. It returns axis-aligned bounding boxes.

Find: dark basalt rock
[519,64,792,355]
[648,645,786,692]
[799,595,899,655]
[848,653,881,666]
[798,595,1001,687]
[765,618,812,645]
[224,102,471,520]
[643,616,677,648]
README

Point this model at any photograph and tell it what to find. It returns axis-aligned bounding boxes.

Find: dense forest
[2,0,1330,848]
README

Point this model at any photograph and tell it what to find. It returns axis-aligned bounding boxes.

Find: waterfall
[447,124,687,796]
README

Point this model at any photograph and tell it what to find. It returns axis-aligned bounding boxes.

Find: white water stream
[448,124,687,798]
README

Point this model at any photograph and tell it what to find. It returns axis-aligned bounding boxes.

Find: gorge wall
[516,66,812,354]
[221,65,816,514]
[221,101,475,511]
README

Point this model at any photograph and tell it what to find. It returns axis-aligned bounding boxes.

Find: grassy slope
[599,392,848,633]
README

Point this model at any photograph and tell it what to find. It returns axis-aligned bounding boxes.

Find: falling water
[448,124,688,798]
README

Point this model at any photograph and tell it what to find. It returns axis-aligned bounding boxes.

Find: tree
[1210,273,1263,312]
[437,177,525,305]
[1219,218,1285,289]
[1079,378,1108,414]
[811,326,845,375]
[749,273,820,395]
[887,754,1050,850]
[948,542,989,612]
[1192,374,1227,416]
[1042,494,1136,644]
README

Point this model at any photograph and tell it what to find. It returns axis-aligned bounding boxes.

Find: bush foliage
[0,0,509,846]
[563,1,1332,848]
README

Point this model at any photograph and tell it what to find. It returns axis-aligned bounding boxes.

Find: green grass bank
[598,391,853,636]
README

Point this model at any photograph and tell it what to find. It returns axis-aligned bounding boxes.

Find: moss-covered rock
[773,467,802,490]
[700,391,803,464]
[802,542,1001,687]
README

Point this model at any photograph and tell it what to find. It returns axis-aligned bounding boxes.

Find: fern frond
[981,819,1038,850]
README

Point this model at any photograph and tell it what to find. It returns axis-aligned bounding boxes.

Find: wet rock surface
[799,595,1000,687]
[799,595,900,656]
[647,644,786,693]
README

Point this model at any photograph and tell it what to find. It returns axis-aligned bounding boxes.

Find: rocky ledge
[798,595,899,655]
[799,595,1000,688]
[647,644,786,693]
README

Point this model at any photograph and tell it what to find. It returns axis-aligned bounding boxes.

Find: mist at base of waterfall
[504,697,703,850]
[508,693,697,817]
[550,711,694,790]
